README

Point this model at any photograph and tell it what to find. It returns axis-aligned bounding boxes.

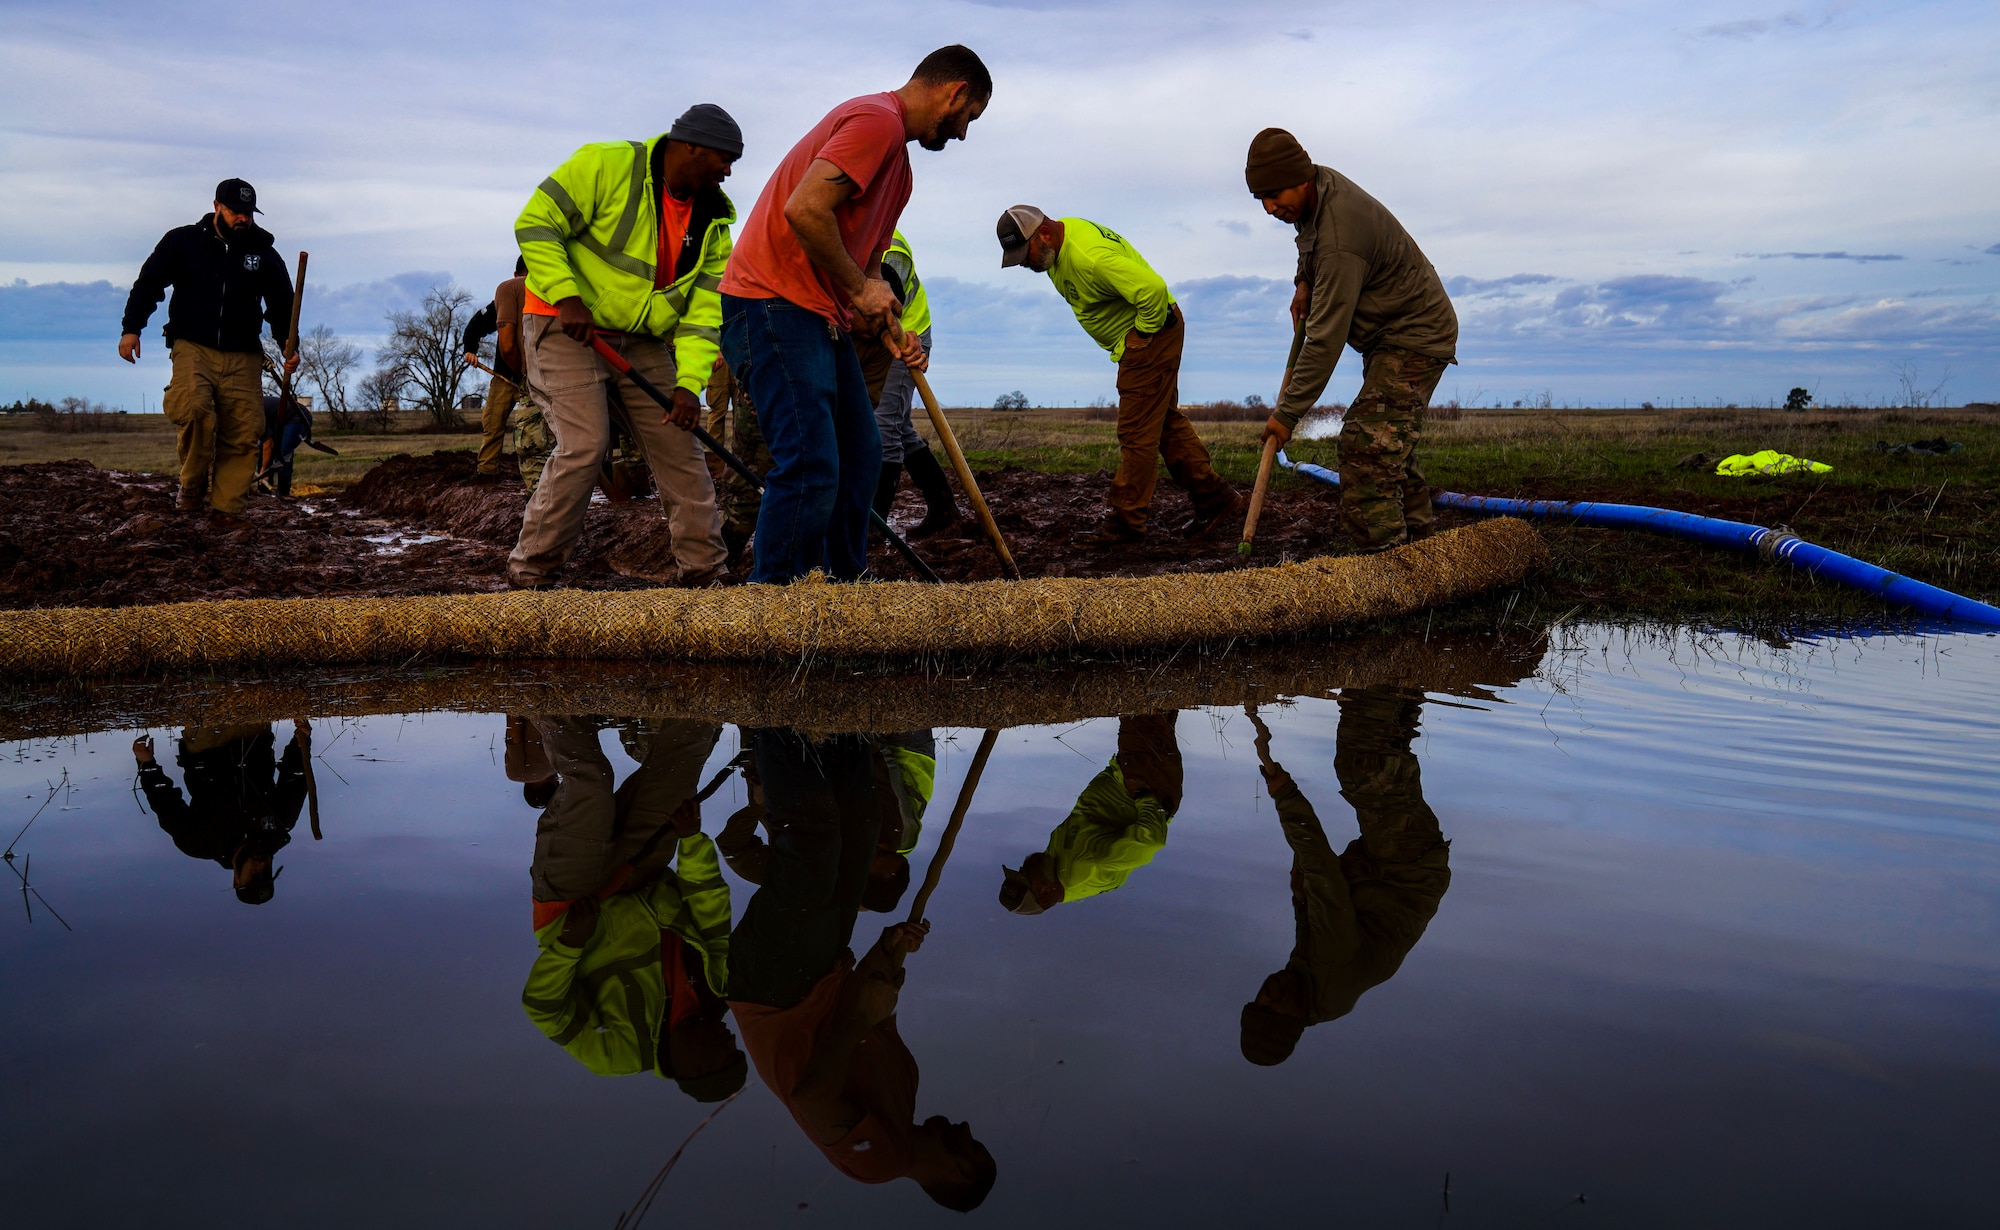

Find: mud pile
[0,461,509,610]
[0,453,1368,610]
[872,467,1361,582]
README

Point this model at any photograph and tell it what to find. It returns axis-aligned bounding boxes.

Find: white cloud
[2,0,1995,406]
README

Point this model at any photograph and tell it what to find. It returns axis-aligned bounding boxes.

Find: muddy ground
[0,453,1366,610]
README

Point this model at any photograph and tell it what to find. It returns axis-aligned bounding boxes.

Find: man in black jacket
[133,723,312,905]
[120,179,297,516]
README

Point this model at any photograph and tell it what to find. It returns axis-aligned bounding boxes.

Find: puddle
[2,627,1996,1226]
[362,530,449,555]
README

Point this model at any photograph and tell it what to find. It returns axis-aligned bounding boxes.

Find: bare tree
[1892,360,1953,409]
[298,324,363,429]
[379,284,477,427]
[357,363,406,431]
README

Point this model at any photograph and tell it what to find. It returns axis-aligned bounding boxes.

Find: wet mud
[0,453,1367,610]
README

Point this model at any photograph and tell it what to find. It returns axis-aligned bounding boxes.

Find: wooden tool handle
[912,369,1021,580]
[279,252,308,404]
[1240,434,1280,555]
[906,728,999,925]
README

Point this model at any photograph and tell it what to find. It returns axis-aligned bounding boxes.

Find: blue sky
[2,0,1995,409]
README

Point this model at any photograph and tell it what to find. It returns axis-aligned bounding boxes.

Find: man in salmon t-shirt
[726,729,996,1212]
[718,45,992,583]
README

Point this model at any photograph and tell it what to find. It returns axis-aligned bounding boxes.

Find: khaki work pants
[1335,347,1447,550]
[508,316,726,584]
[163,339,263,514]
[1109,313,1232,534]
[479,375,519,474]
[529,716,722,903]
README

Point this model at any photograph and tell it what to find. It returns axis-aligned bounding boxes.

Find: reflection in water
[133,720,315,904]
[1242,688,1448,1064]
[999,712,1182,914]
[520,716,746,1101]
[726,729,996,1212]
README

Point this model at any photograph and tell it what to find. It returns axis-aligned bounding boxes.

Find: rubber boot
[904,446,959,539]
[873,460,903,521]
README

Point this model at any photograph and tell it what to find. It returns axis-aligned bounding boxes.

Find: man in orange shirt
[726,729,994,1211]
[717,47,991,583]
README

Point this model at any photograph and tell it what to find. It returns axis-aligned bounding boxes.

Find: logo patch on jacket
[243,254,261,271]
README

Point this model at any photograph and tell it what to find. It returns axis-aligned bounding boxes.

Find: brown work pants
[1116,711,1184,815]
[508,316,726,584]
[479,375,519,474]
[1109,314,1232,534]
[162,339,263,514]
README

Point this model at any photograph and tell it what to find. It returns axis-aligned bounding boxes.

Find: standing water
[1,627,1994,1227]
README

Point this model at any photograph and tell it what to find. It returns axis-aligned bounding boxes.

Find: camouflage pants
[513,400,650,496]
[705,362,771,540]
[514,402,554,493]
[1335,347,1447,550]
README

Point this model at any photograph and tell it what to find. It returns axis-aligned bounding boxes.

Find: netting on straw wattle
[0,518,1545,679]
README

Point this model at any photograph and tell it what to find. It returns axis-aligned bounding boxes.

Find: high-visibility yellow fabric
[1046,218,1176,363]
[882,231,931,336]
[1715,450,1833,477]
[514,136,733,394]
[519,832,731,1077]
[1046,756,1172,903]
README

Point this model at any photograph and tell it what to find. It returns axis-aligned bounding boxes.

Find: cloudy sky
[2,0,1995,410]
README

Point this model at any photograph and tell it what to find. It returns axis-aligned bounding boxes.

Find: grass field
[5,405,1992,630]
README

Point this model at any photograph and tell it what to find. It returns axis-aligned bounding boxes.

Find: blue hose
[1277,451,2000,629]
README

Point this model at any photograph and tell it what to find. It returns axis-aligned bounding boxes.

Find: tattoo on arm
[821,170,855,187]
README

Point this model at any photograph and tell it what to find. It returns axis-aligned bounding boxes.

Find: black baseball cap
[215,178,261,214]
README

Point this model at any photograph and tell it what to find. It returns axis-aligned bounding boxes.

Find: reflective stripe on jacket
[882,231,931,336]
[514,136,734,393]
[520,831,732,1077]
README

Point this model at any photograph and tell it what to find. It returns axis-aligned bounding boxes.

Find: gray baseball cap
[996,205,1048,268]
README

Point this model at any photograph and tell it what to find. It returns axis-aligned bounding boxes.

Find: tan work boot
[176,480,207,512]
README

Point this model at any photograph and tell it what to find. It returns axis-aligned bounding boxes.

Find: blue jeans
[720,294,881,582]
[725,730,883,1007]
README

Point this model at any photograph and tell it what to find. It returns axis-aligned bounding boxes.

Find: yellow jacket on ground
[515,135,734,394]
[1047,219,1176,363]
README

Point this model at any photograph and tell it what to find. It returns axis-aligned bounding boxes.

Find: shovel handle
[1239,435,1280,556]
[911,369,1019,580]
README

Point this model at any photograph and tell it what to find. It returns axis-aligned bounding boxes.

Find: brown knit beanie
[1245,127,1314,195]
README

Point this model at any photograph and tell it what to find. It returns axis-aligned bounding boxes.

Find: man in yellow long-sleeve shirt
[998,207,1239,544]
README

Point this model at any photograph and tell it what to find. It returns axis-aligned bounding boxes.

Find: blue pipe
[1277,451,2000,629]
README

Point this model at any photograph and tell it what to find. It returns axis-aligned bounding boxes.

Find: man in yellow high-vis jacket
[997,206,1240,544]
[508,104,743,590]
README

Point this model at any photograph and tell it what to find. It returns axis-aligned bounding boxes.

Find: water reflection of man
[504,715,559,809]
[726,729,994,1211]
[998,712,1181,915]
[133,722,311,905]
[520,715,746,1101]
[719,730,935,916]
[1239,691,1450,1065]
